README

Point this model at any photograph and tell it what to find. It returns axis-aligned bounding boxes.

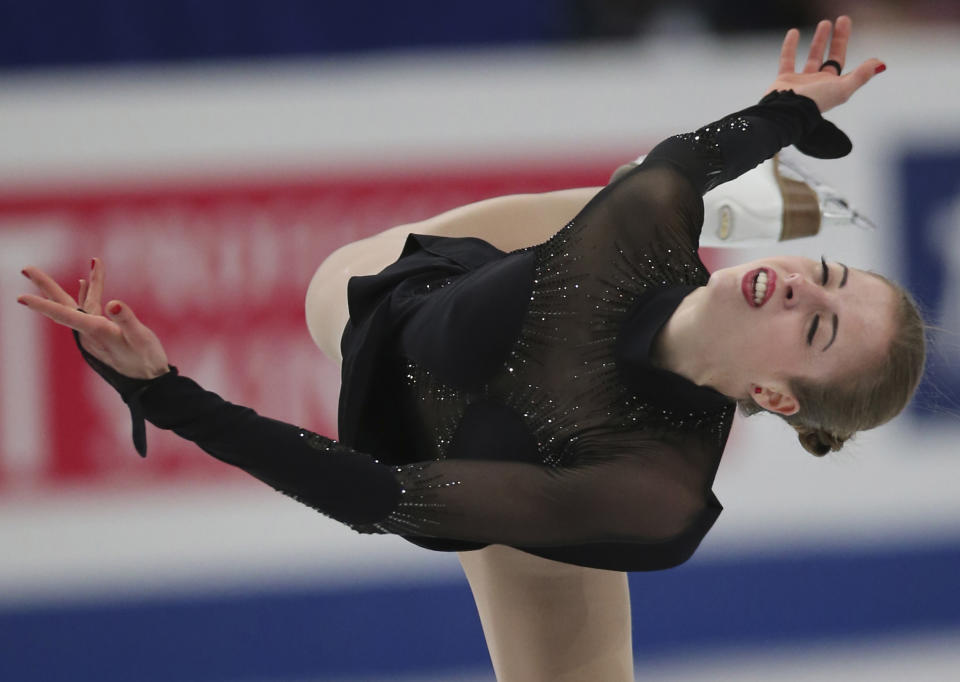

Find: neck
[651,287,740,398]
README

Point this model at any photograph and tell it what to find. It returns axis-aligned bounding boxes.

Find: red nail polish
[110,303,122,315]
[21,269,30,279]
[91,259,96,269]
[875,63,886,74]
[754,387,762,394]
[18,299,27,306]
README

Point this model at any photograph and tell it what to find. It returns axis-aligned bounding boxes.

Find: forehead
[827,268,896,366]
[848,269,895,316]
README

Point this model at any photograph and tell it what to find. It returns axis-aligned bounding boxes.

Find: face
[702,255,896,414]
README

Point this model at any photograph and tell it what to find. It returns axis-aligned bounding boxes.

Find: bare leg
[304,187,599,364]
[460,545,633,682]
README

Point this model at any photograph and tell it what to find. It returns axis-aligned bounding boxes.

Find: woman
[18,17,924,681]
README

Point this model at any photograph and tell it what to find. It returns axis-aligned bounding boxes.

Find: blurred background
[1,1,959,680]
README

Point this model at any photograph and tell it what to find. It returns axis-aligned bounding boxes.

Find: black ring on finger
[819,59,842,75]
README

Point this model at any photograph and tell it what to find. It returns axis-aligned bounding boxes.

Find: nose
[782,272,832,309]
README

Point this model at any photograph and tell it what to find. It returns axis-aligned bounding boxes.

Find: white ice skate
[612,153,875,248]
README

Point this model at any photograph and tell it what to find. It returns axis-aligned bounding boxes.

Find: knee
[304,246,354,356]
[304,230,408,357]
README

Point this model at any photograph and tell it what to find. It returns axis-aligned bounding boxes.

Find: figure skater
[18,16,924,682]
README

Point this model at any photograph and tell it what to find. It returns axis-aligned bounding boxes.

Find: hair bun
[796,428,848,456]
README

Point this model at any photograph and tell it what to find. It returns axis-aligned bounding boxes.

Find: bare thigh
[459,545,633,682]
[304,187,599,365]
[304,227,410,365]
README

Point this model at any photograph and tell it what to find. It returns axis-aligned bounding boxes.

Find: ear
[750,384,800,416]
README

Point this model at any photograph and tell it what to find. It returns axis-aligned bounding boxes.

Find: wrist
[760,89,819,110]
[146,364,172,380]
[752,89,851,160]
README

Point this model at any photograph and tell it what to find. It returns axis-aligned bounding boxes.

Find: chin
[707,263,758,320]
[707,266,736,288]
[709,265,743,296]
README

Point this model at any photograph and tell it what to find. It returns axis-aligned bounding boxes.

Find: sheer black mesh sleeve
[130,372,710,557]
[138,371,402,526]
[642,89,840,196]
[542,90,833,259]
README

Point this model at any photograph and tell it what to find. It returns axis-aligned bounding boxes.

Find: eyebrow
[823,313,838,351]
[821,262,847,351]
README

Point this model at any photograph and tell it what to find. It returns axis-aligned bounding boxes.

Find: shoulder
[600,161,705,257]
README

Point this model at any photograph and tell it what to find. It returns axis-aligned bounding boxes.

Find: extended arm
[331,19,881,259]
[78,347,713,571]
[393,90,850,260]
[17,261,715,571]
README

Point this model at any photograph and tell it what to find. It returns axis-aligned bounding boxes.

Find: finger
[841,58,886,99]
[803,20,832,73]
[17,293,104,333]
[105,299,149,342]
[826,15,852,70]
[779,28,800,74]
[86,257,104,314]
[78,279,89,309]
[21,266,77,307]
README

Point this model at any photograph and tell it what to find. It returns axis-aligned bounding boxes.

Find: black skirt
[337,233,524,462]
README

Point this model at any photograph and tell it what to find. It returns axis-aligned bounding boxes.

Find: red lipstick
[741,267,777,308]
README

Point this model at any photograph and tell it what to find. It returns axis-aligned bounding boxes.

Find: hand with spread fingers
[766,16,885,113]
[18,258,170,380]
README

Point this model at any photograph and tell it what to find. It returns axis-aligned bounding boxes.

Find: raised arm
[642,16,883,197]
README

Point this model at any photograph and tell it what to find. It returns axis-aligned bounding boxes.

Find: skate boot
[610,152,875,248]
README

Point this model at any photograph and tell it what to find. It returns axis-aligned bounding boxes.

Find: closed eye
[820,255,829,286]
[807,314,819,345]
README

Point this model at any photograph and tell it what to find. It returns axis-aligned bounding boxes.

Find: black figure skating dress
[79,91,849,571]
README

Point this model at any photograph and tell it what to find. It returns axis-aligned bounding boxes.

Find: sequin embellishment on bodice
[402,215,733,471]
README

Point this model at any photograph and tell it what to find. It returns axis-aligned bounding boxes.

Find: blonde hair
[738,273,926,456]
